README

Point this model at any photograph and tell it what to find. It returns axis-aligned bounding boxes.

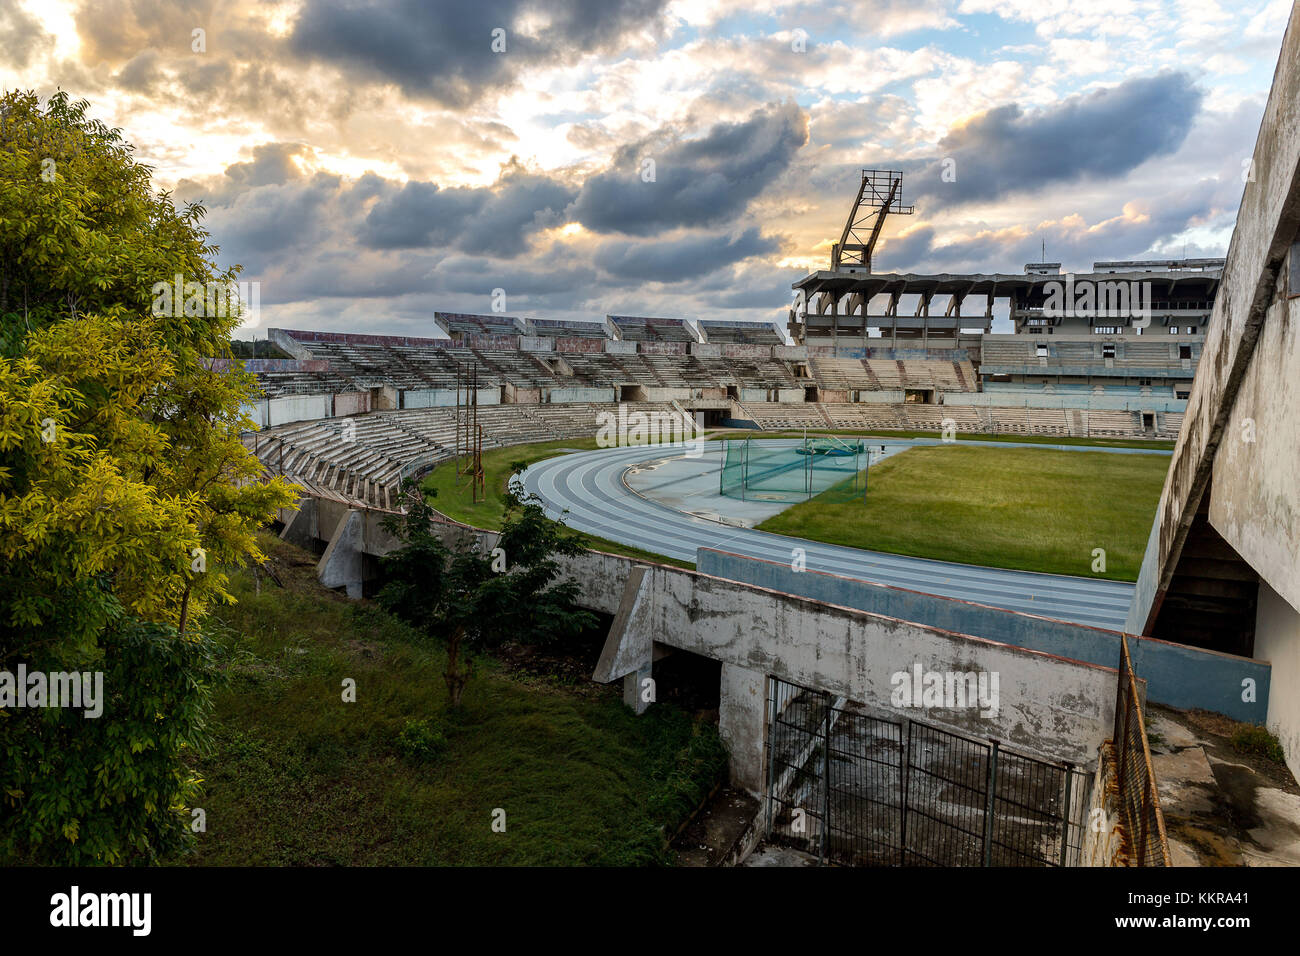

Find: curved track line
[522,439,1148,629]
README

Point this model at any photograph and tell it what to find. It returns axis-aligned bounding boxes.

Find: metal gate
[765,678,1091,866]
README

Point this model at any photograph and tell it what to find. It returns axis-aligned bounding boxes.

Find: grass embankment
[756,444,1169,581]
[185,535,725,866]
[420,436,694,569]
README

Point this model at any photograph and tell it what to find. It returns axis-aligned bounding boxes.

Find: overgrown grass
[182,537,725,866]
[420,436,695,568]
[756,444,1169,581]
[1230,724,1287,765]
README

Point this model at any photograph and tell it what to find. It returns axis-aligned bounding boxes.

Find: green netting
[719,436,866,502]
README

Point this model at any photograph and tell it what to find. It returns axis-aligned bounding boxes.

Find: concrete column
[622,663,654,715]
[719,663,768,796]
[316,508,364,599]
[279,497,318,550]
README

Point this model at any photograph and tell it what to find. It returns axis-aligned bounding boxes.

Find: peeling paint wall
[302,498,1120,794]
[1256,582,1300,782]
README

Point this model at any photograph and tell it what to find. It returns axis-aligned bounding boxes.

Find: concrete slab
[740,843,820,867]
[1147,704,1300,867]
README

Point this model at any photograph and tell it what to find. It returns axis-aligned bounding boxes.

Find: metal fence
[1113,635,1172,866]
[765,678,1091,866]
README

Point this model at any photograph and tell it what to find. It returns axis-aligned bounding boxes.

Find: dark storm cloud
[910,72,1204,209]
[567,102,809,236]
[203,173,343,258]
[289,0,670,106]
[361,169,577,257]
[222,142,314,188]
[593,228,776,282]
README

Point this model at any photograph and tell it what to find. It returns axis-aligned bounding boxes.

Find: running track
[520,439,1166,630]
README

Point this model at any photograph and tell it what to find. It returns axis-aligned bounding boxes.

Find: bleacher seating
[528,319,611,339]
[698,320,784,345]
[610,316,697,343]
[434,312,524,337]
[248,401,679,511]
[241,326,1191,515]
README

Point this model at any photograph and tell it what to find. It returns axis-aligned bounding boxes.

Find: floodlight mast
[830,169,914,272]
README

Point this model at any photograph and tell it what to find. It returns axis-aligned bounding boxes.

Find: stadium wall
[697,549,1269,722]
[943,393,1186,412]
[1126,3,1300,779]
[546,386,617,403]
[286,495,1123,792]
[401,387,501,408]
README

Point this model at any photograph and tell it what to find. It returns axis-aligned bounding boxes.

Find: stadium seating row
[735,402,1180,441]
[249,401,675,510]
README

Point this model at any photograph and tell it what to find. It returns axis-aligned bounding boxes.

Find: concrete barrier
[288,494,1122,792]
[696,548,1270,723]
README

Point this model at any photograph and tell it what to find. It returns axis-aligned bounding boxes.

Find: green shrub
[1230,723,1285,764]
[395,718,448,765]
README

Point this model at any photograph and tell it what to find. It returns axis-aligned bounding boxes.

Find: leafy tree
[378,485,596,707]
[0,90,299,863]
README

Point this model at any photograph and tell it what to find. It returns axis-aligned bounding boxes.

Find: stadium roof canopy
[792,269,1223,302]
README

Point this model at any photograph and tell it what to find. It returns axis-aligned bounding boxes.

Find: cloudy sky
[2,0,1290,337]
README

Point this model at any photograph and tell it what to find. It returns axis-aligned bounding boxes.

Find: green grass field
[183,535,725,866]
[419,436,694,568]
[756,444,1169,581]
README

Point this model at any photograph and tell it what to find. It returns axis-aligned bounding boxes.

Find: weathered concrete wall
[545,386,616,403]
[553,337,606,353]
[1256,582,1300,782]
[604,340,638,355]
[504,384,541,404]
[518,336,554,352]
[1123,4,1300,777]
[690,343,723,358]
[697,549,1270,722]
[773,346,807,360]
[298,495,1120,792]
[776,388,805,403]
[401,387,499,408]
[1207,267,1300,611]
[640,386,693,402]
[946,393,1185,412]
[333,391,371,417]
[721,344,775,360]
[267,393,332,426]
[402,388,457,408]
[601,564,1118,788]
[462,333,520,350]
[638,341,688,356]
[1128,8,1300,634]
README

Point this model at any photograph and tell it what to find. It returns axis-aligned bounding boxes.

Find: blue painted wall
[696,548,1270,723]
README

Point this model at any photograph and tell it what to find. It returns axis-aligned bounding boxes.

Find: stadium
[226,35,1300,866]
[5,0,1299,898]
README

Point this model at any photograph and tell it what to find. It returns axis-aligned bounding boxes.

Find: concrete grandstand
[231,6,1300,867]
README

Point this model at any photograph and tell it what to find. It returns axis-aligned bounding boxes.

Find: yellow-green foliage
[0,90,299,863]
